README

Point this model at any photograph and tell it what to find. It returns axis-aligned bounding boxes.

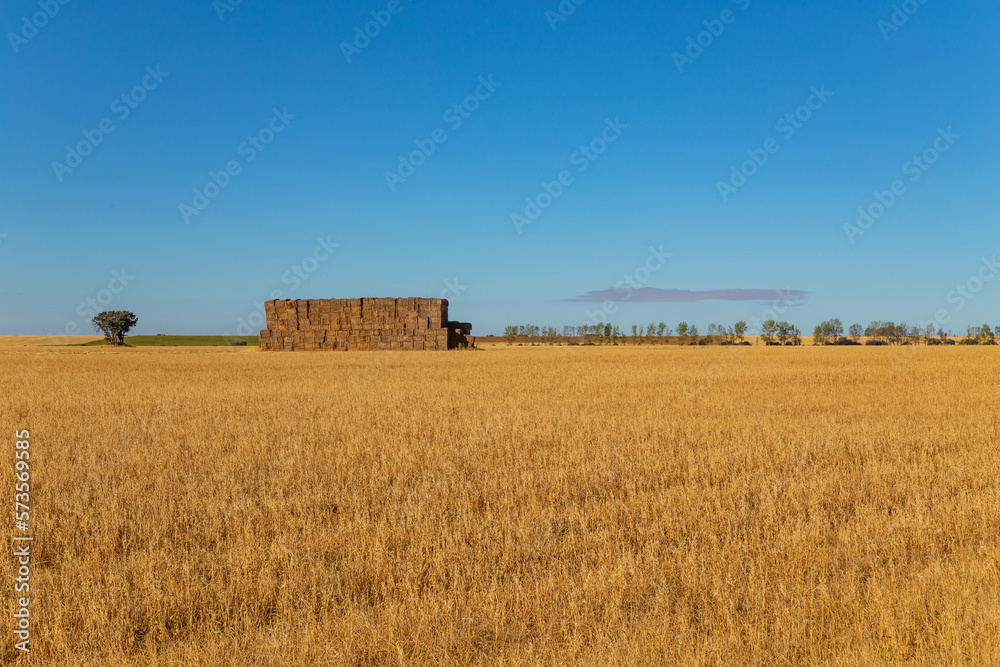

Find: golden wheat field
[1,345,998,665]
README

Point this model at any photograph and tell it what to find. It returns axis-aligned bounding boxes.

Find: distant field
[0,335,104,346]
[1,345,997,665]
[82,335,259,347]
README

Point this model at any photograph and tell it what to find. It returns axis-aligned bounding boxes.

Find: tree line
[503,321,753,346]
[503,320,1000,346]
[813,319,999,346]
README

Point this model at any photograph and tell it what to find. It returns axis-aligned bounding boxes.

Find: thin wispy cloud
[563,288,810,304]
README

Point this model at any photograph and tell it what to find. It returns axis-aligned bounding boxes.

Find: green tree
[813,325,826,346]
[849,323,864,343]
[819,321,834,344]
[776,321,791,345]
[761,320,777,345]
[503,325,517,345]
[828,318,844,342]
[92,310,138,347]
[734,321,747,343]
[893,322,907,345]
[688,324,699,345]
[885,322,894,343]
[677,322,689,346]
[631,324,639,345]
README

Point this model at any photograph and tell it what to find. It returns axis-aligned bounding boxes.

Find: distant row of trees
[759,321,803,346]
[503,322,752,346]
[813,319,1000,346]
[502,320,1000,346]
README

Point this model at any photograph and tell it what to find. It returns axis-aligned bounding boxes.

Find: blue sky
[2,0,997,336]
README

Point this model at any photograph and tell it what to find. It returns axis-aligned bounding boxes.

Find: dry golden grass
[1,345,998,665]
[0,335,102,346]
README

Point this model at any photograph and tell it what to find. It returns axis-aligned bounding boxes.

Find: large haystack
[258,298,474,351]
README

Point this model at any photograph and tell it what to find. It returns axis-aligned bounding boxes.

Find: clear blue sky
[2,0,997,336]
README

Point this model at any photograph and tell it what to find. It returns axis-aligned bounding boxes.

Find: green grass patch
[81,336,259,347]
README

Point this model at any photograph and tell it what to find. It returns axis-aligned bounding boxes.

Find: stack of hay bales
[258,297,473,351]
[447,321,474,349]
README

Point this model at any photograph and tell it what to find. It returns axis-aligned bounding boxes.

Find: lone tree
[92,311,138,346]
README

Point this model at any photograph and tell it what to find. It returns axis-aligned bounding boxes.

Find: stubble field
[1,345,998,665]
